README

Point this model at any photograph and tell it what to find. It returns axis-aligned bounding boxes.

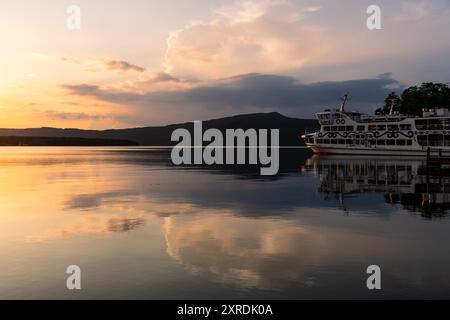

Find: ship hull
[307,144,450,156]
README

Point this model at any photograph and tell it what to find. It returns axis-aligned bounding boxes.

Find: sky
[0,0,449,129]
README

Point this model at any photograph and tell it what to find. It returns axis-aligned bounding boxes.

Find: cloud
[60,56,83,64]
[394,1,429,21]
[44,110,109,121]
[164,0,326,79]
[63,73,402,122]
[61,56,145,73]
[392,0,450,22]
[151,72,181,83]
[63,84,100,96]
[104,59,145,73]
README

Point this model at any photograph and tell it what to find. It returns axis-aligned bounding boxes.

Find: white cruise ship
[301,94,450,156]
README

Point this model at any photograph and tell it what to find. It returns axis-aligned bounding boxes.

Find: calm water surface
[1,147,450,299]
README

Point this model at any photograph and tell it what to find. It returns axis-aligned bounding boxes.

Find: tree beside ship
[376,82,450,116]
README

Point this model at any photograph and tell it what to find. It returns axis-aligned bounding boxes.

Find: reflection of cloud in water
[107,217,145,232]
[64,191,139,211]
[27,216,145,243]
[27,196,205,243]
[66,194,102,210]
[163,213,329,290]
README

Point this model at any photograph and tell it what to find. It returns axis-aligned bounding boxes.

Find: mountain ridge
[0,112,319,146]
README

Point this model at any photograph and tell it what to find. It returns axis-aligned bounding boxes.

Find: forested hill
[0,112,319,146]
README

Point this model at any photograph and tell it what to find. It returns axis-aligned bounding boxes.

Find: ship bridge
[316,110,363,125]
[315,94,363,125]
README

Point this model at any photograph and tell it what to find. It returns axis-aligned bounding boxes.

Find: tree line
[376,82,450,116]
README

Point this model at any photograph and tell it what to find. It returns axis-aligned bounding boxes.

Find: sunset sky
[0,0,449,129]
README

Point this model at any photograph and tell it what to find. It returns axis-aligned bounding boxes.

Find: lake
[1,147,450,299]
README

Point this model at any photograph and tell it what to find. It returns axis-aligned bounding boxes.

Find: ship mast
[389,99,396,115]
[339,93,349,112]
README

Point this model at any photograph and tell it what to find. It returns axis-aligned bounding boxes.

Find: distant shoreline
[0,136,139,146]
[0,112,318,147]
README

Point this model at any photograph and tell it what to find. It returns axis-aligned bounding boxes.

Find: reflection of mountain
[26,148,400,218]
[0,145,313,179]
[303,155,450,218]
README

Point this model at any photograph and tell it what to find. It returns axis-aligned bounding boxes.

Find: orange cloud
[61,56,145,73]
[104,60,145,73]
[164,0,326,79]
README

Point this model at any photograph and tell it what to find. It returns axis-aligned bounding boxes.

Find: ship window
[388,124,399,131]
[406,140,412,146]
[445,136,450,146]
[400,124,411,130]
[323,126,330,132]
[346,126,354,131]
[377,125,386,131]
[415,120,427,130]
[338,126,346,131]
[377,140,386,145]
[346,139,353,144]
[416,119,444,131]
[331,139,337,144]
[368,125,377,131]
[417,135,427,146]
[324,139,330,144]
[317,139,323,144]
[331,126,337,131]
[429,119,443,130]
[357,125,365,131]
[338,139,345,144]
[429,134,444,146]
[396,140,406,146]
[387,140,395,145]
[369,140,376,145]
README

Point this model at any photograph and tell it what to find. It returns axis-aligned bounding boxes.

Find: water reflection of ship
[302,155,450,217]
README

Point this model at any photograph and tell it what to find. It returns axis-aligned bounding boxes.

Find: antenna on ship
[339,93,350,112]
